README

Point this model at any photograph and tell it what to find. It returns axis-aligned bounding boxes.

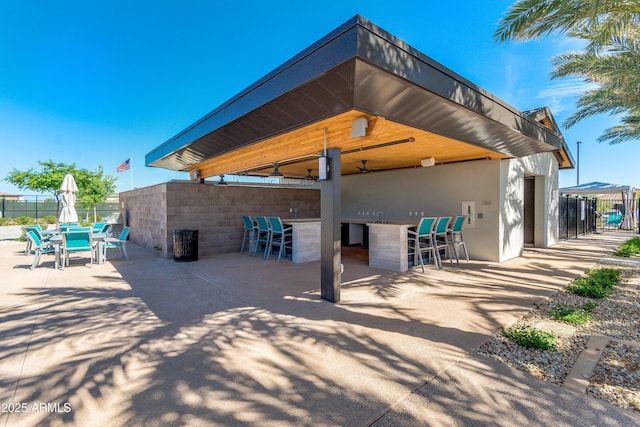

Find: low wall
[119,181,320,258]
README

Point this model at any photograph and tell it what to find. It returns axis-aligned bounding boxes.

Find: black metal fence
[559,196,596,239]
[1,195,118,221]
[559,195,639,239]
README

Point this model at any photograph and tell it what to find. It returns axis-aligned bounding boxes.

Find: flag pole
[130,157,133,190]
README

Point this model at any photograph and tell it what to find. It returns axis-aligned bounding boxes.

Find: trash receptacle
[173,229,198,262]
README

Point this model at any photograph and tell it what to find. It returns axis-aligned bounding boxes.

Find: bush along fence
[1,195,118,222]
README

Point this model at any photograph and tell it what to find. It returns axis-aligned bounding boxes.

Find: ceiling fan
[305,168,315,180]
[356,160,372,173]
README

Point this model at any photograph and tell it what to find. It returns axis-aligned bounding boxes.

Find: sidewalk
[1,232,638,426]
[0,225,22,240]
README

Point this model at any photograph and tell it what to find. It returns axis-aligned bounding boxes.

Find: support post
[321,148,341,302]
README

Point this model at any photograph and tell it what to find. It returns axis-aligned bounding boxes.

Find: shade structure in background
[59,173,79,223]
[560,181,637,231]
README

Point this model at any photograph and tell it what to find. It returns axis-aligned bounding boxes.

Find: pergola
[146,15,573,302]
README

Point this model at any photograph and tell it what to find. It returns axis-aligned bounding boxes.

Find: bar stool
[408,217,438,272]
[240,215,257,255]
[266,217,292,262]
[448,215,469,263]
[252,216,271,258]
[433,216,452,267]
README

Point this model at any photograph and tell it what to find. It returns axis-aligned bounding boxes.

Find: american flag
[117,158,131,172]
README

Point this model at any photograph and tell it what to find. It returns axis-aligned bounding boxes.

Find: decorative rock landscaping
[477,265,640,415]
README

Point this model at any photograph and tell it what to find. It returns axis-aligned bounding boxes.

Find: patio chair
[92,223,106,233]
[605,213,623,229]
[252,216,271,258]
[61,227,95,269]
[448,215,469,263]
[240,215,257,255]
[101,223,113,234]
[433,216,452,266]
[23,225,52,255]
[408,217,438,273]
[102,227,130,261]
[26,230,57,270]
[266,217,292,262]
[59,223,80,233]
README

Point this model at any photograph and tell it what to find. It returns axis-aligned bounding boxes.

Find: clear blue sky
[1,0,637,195]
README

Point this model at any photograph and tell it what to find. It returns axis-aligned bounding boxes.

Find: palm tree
[495,0,640,143]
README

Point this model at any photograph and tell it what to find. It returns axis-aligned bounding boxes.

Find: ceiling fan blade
[356,160,370,173]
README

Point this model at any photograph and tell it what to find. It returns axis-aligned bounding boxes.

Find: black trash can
[173,229,198,262]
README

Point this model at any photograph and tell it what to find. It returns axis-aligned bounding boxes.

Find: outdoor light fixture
[318,156,328,180]
[351,117,368,138]
[192,169,201,180]
[420,157,436,167]
[269,163,284,178]
[216,175,228,186]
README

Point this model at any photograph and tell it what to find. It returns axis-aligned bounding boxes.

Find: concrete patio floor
[1,233,639,426]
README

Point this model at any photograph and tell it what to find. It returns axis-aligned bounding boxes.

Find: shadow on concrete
[1,232,638,426]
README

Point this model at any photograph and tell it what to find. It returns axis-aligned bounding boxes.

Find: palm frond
[597,113,640,144]
[562,87,631,128]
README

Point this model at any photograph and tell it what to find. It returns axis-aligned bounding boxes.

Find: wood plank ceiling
[191,110,508,180]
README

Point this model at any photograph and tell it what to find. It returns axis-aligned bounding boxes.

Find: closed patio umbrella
[59,173,79,223]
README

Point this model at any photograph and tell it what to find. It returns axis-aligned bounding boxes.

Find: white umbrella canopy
[59,173,79,223]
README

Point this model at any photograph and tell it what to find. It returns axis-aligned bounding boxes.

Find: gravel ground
[477,265,640,415]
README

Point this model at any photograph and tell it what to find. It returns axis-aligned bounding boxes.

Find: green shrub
[0,217,13,226]
[501,324,557,351]
[551,304,593,325]
[567,268,621,299]
[43,216,57,224]
[15,216,35,225]
[614,237,640,257]
[581,302,597,312]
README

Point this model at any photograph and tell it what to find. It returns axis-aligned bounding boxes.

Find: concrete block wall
[120,183,167,256]
[120,181,320,258]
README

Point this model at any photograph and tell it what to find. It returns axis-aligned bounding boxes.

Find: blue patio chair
[267,217,292,262]
[252,216,271,258]
[59,223,80,233]
[23,225,51,255]
[605,213,623,228]
[61,227,95,269]
[102,227,130,261]
[408,217,438,272]
[100,223,112,234]
[433,216,452,267]
[448,215,469,263]
[26,230,57,270]
[241,215,257,255]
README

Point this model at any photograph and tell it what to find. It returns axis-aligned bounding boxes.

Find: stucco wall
[120,181,320,258]
[341,154,559,262]
[341,159,502,261]
[500,152,559,261]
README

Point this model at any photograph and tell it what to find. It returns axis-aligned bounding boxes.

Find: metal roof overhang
[146,15,570,179]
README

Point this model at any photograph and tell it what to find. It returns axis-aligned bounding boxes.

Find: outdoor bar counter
[282,219,321,263]
[365,221,416,272]
[283,218,417,272]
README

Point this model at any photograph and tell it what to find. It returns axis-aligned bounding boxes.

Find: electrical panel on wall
[462,201,476,228]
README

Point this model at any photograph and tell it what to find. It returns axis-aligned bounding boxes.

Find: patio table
[48,235,63,269]
[50,232,107,268]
